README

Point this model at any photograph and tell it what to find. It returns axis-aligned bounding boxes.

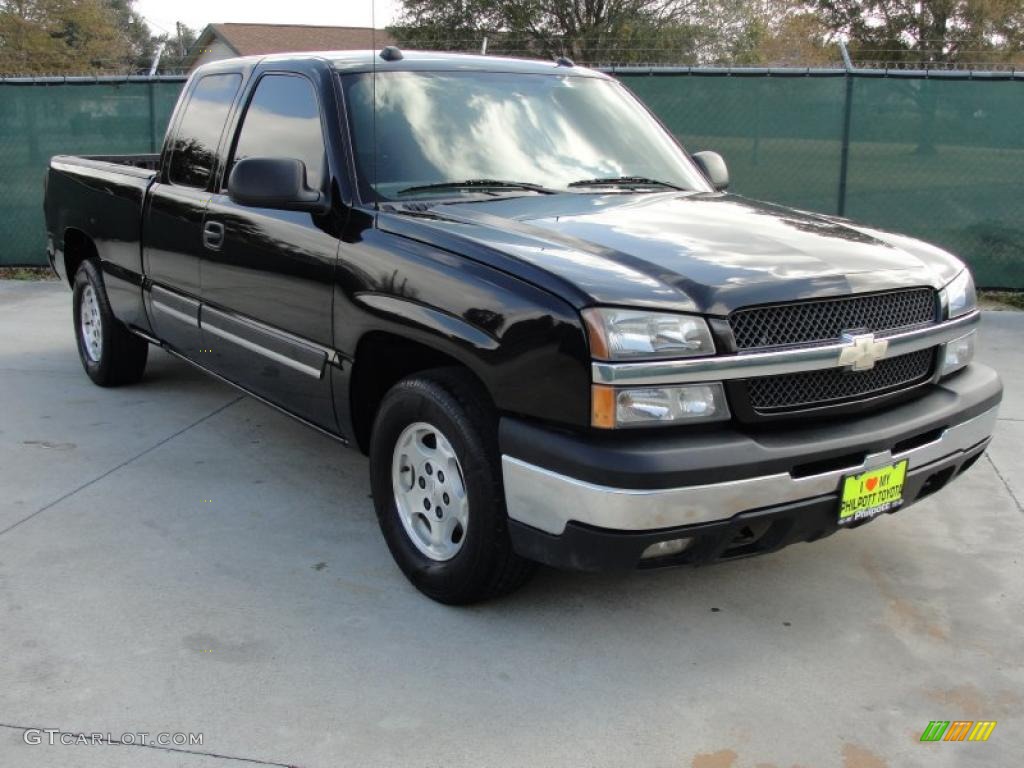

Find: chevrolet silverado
[43,50,1002,603]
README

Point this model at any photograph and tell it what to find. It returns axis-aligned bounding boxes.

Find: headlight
[582,308,715,360]
[592,383,730,428]
[942,269,976,319]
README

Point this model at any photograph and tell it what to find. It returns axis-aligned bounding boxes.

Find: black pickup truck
[44,50,1001,603]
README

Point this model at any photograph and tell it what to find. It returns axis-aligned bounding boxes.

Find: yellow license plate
[838,460,908,525]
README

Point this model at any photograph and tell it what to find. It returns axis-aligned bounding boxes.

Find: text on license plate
[838,459,908,525]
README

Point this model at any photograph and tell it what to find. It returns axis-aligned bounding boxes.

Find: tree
[390,0,768,65]
[815,0,1024,67]
[106,0,155,62]
[0,0,155,74]
[730,1,836,65]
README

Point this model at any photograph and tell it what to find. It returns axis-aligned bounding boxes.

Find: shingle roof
[206,23,396,57]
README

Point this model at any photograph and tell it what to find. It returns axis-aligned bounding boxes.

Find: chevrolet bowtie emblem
[838,332,889,371]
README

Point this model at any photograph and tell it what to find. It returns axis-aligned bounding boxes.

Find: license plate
[838,460,908,525]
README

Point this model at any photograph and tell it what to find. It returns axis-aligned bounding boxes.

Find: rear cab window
[167,73,242,189]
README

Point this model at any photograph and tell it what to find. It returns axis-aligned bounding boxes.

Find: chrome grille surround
[590,311,979,388]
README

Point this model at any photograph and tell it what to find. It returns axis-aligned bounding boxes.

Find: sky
[134,0,401,38]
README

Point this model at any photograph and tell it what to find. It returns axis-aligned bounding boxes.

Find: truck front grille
[729,288,938,350]
[743,348,935,413]
[727,288,940,417]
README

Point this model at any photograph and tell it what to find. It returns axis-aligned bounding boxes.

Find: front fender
[333,227,591,439]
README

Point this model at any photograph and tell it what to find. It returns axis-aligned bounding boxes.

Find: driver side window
[230,74,326,189]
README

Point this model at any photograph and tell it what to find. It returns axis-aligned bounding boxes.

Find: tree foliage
[1,0,124,73]
[0,0,180,74]
[390,0,776,65]
[732,2,837,65]
[815,0,1024,65]
[392,0,1024,66]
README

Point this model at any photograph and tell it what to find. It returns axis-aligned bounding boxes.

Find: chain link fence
[0,76,185,270]
[1,69,1021,288]
[617,68,1023,288]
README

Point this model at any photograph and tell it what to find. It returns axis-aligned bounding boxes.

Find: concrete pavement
[1,280,1022,768]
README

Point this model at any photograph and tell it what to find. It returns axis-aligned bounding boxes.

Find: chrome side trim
[150,285,199,328]
[199,306,329,380]
[152,301,197,327]
[202,319,325,379]
[502,405,998,535]
[592,311,980,386]
[145,284,344,373]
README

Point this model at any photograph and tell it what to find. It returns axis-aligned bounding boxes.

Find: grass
[0,266,59,281]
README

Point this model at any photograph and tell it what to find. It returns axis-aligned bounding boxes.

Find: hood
[381,192,964,315]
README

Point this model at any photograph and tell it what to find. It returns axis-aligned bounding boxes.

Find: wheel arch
[348,330,494,454]
[62,227,100,287]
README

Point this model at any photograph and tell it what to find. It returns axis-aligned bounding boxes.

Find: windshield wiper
[397,179,555,196]
[567,176,686,191]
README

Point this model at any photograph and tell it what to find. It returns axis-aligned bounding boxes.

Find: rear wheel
[73,260,148,386]
[369,369,535,604]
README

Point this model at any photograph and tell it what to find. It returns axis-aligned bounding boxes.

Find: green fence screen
[2,72,1022,288]
[0,79,184,269]
[620,71,1024,289]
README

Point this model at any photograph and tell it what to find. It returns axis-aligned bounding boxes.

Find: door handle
[202,221,225,251]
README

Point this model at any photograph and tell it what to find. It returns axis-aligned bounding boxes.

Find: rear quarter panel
[45,156,155,330]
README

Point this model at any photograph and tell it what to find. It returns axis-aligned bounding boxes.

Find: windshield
[340,70,711,201]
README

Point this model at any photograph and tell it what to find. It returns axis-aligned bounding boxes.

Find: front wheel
[73,260,149,386]
[369,369,535,604]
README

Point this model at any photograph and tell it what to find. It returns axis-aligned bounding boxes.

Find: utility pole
[838,39,854,71]
[148,42,165,77]
[837,41,855,217]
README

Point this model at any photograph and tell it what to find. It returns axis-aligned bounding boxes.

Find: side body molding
[151,284,199,328]
[201,306,329,379]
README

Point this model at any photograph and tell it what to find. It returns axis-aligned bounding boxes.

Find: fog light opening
[641,538,692,560]
[941,331,976,377]
[608,382,730,428]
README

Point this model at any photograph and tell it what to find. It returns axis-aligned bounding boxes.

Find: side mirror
[692,151,729,191]
[227,157,327,213]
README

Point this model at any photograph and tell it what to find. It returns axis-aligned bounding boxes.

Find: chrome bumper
[502,405,999,535]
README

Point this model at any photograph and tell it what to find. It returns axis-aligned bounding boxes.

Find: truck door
[200,72,339,430]
[143,72,241,357]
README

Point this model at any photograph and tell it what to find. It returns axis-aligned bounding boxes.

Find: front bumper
[501,363,1002,571]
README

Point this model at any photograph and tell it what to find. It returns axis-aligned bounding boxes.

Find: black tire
[369,368,536,604]
[73,260,149,387]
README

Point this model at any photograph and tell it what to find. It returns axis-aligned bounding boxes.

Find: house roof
[187,23,396,67]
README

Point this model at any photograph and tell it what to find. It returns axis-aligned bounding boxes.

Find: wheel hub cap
[391,422,469,561]
[80,284,103,362]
